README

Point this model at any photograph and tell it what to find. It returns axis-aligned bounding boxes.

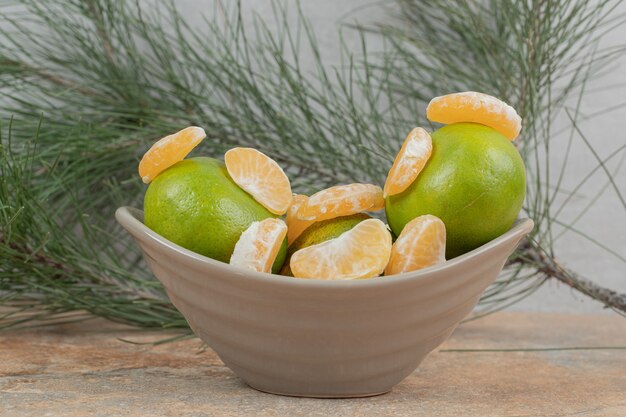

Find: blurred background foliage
[1,0,624,332]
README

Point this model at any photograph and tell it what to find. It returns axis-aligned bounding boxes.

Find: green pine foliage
[371,0,626,315]
[1,0,624,331]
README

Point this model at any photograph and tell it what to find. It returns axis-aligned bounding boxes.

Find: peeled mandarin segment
[426,91,522,141]
[290,219,392,280]
[385,215,446,276]
[229,218,288,273]
[286,194,315,245]
[138,126,206,184]
[383,127,433,197]
[296,183,384,222]
[224,147,292,215]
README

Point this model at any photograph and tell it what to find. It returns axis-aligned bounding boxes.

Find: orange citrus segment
[385,215,446,276]
[286,194,315,244]
[138,126,206,184]
[224,147,292,215]
[384,127,433,197]
[426,92,522,141]
[296,183,384,222]
[290,219,392,280]
[229,218,288,273]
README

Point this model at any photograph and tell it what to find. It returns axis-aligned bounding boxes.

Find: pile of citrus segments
[138,92,522,280]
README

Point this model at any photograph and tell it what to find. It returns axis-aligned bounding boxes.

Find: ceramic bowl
[116,206,533,398]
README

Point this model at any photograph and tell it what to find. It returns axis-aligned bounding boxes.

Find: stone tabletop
[1,311,625,417]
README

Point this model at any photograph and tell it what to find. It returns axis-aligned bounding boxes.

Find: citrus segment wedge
[290,219,392,280]
[225,147,292,215]
[385,215,446,276]
[296,183,384,222]
[229,218,288,273]
[384,127,433,197]
[138,126,206,184]
[286,194,315,244]
[426,91,522,141]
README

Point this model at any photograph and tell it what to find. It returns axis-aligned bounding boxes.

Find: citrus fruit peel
[296,183,384,222]
[225,147,292,215]
[138,126,206,184]
[229,218,288,273]
[426,91,522,141]
[385,123,526,258]
[289,218,392,280]
[384,127,433,198]
[385,215,446,276]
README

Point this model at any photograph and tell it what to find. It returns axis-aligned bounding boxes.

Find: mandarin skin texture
[144,157,286,272]
[386,123,526,259]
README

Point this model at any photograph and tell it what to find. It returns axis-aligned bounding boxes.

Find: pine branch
[1,58,100,97]
[0,232,67,272]
[372,0,626,316]
[1,0,625,331]
[84,0,116,65]
[517,242,626,314]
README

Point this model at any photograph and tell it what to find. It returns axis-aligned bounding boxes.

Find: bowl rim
[116,206,533,288]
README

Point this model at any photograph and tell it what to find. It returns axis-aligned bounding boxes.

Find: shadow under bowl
[116,206,533,398]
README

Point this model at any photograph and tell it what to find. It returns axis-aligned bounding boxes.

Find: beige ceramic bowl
[116,206,533,398]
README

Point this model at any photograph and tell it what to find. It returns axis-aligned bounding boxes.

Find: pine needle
[1,0,625,332]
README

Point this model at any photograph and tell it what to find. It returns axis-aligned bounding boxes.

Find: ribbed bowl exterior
[116,207,533,398]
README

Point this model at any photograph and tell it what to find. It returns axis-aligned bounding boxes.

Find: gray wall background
[173,0,626,314]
